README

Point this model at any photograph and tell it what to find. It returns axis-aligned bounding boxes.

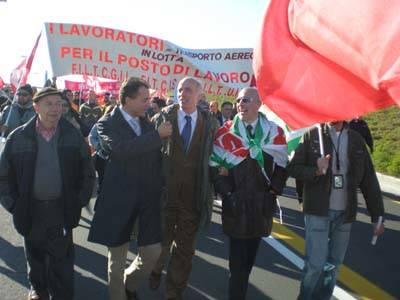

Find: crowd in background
[0,84,239,141]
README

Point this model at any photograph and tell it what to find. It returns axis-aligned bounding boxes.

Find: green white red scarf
[209,113,288,179]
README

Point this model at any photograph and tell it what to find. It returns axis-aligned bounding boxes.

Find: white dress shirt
[243,118,258,136]
[178,108,198,145]
[119,106,141,136]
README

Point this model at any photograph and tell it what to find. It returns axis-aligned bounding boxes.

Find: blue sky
[0,0,269,83]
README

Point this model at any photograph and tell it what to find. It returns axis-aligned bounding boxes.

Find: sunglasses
[236,97,253,104]
[17,92,30,97]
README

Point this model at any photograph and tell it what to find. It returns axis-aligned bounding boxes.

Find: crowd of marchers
[0,77,384,300]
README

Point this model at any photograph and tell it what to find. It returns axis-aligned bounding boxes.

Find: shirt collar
[327,123,347,135]
[178,108,197,120]
[243,117,258,129]
[36,118,57,141]
[119,105,139,124]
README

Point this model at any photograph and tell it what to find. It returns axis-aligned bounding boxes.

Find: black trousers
[24,232,74,300]
[228,237,261,300]
[24,200,74,300]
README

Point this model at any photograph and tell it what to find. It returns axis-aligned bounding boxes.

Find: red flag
[10,58,27,89]
[253,0,396,130]
[9,33,41,89]
[82,74,101,91]
[64,77,120,100]
[64,80,88,91]
[288,0,400,104]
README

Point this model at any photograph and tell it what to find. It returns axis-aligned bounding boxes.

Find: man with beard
[0,84,36,137]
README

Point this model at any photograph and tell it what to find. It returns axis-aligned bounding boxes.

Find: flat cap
[33,87,62,103]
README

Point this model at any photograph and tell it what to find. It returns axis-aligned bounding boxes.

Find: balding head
[178,77,203,114]
[236,87,261,123]
[237,87,261,104]
[178,77,202,92]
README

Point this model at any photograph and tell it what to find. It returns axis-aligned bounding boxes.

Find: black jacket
[287,125,384,223]
[212,152,287,238]
[0,116,95,236]
[349,119,374,153]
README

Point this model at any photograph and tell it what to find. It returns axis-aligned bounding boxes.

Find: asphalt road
[1,179,399,300]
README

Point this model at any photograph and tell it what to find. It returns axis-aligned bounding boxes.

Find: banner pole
[317,123,325,157]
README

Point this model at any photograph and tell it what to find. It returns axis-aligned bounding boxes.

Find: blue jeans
[298,210,352,300]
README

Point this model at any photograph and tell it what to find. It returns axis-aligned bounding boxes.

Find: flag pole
[317,123,325,157]
[79,82,83,108]
[1,72,25,141]
[317,123,326,174]
[2,32,41,142]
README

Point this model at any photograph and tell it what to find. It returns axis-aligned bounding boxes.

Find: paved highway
[1,179,399,299]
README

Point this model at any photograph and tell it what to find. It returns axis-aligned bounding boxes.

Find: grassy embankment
[364,106,400,178]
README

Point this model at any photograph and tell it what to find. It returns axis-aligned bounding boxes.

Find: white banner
[44,23,254,98]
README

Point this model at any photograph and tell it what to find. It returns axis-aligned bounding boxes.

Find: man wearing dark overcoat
[88,77,172,300]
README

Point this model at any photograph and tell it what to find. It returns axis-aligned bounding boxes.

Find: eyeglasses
[236,97,253,104]
[16,92,30,97]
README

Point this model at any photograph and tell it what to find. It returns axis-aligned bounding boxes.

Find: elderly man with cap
[0,84,36,137]
[0,87,95,300]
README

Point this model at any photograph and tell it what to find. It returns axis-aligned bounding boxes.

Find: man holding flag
[288,120,385,300]
[210,87,288,300]
[252,1,393,298]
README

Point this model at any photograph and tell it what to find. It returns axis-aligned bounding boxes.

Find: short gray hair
[179,76,203,91]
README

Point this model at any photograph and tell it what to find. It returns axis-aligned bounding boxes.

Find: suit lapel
[114,107,138,138]
[139,117,152,134]
[172,109,184,149]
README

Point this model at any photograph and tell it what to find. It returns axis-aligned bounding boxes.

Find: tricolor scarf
[209,113,288,181]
